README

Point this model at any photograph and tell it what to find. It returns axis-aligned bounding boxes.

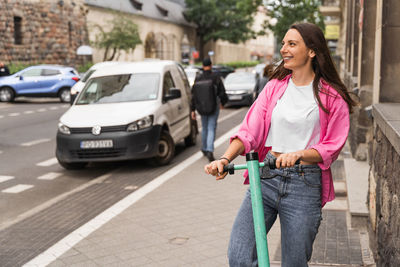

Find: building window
[14,16,22,45]
[156,5,168,17]
[130,0,142,10]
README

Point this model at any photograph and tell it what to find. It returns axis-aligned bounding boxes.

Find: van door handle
[178,105,182,110]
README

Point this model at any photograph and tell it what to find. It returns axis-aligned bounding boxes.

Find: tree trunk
[103,46,110,61]
[107,47,117,61]
[199,37,205,62]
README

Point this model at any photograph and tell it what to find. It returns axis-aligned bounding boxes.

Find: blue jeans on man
[200,106,220,161]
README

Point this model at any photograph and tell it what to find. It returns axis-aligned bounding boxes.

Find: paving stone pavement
[30,144,371,267]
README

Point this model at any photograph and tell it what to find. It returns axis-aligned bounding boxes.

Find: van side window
[163,71,176,98]
[176,64,191,93]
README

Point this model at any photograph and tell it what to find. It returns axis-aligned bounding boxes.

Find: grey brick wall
[0,0,89,66]
[369,125,400,266]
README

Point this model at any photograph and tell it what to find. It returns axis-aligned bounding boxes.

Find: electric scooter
[223,152,300,267]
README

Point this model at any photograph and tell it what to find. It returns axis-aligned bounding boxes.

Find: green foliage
[182,61,260,69]
[184,0,262,59]
[223,61,260,68]
[92,15,142,61]
[8,62,37,74]
[76,61,94,73]
[264,0,325,43]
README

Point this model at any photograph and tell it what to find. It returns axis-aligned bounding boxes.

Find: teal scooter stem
[223,152,270,267]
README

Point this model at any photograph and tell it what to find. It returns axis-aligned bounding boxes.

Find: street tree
[92,16,142,61]
[263,0,325,43]
[184,0,262,60]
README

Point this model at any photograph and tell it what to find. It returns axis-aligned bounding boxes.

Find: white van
[56,60,197,169]
[70,61,121,103]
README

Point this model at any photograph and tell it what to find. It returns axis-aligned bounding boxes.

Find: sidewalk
[26,136,374,266]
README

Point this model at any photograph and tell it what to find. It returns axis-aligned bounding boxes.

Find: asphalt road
[0,97,249,265]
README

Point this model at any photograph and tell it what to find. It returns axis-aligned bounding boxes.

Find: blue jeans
[200,107,220,152]
[228,152,322,267]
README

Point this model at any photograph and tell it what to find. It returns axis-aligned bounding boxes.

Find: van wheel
[58,160,87,170]
[0,87,15,102]
[184,120,197,147]
[59,88,71,103]
[152,131,175,166]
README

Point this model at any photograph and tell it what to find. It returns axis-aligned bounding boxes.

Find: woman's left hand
[204,159,229,180]
[275,152,302,168]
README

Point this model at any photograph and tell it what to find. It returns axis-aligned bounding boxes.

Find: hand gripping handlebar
[223,157,300,175]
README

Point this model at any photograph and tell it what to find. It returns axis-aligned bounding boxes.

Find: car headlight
[58,122,71,135]
[127,115,153,132]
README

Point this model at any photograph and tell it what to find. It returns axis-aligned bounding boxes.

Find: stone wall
[369,104,400,266]
[0,0,89,66]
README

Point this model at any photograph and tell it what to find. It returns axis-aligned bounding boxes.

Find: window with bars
[14,16,22,45]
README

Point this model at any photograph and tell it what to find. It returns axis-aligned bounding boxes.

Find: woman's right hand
[204,158,229,180]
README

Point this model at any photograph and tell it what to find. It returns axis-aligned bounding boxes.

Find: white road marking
[8,112,20,117]
[49,107,59,110]
[2,184,34,193]
[21,138,51,147]
[38,172,62,180]
[61,104,69,108]
[24,124,241,267]
[24,110,34,114]
[0,150,3,154]
[36,158,58,167]
[0,115,4,119]
[0,173,112,231]
[37,108,47,112]
[0,175,14,183]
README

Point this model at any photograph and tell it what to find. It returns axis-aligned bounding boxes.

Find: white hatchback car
[56,60,197,169]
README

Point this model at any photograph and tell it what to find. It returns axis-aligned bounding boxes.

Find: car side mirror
[164,88,181,101]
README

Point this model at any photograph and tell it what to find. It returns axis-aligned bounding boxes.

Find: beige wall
[204,6,274,64]
[86,6,196,63]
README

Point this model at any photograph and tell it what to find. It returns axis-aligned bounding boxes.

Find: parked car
[70,61,122,104]
[224,72,257,106]
[184,67,200,87]
[212,64,235,78]
[253,63,266,80]
[0,65,79,102]
[56,60,198,169]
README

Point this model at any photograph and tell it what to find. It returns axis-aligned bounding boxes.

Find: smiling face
[280,29,315,72]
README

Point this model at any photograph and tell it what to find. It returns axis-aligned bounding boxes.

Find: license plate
[80,140,113,149]
[228,95,242,100]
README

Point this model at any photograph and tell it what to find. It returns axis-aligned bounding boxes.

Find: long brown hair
[270,23,357,113]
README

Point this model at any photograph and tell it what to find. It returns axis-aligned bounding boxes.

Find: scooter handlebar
[223,164,235,174]
[222,158,301,175]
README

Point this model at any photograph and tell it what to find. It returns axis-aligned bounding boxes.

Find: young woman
[204,23,357,267]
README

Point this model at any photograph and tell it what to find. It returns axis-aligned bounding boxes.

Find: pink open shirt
[230,74,350,207]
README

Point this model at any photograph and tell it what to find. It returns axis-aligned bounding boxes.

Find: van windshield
[76,73,160,105]
[81,69,96,82]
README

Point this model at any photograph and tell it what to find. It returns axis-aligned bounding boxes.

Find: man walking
[191,58,228,162]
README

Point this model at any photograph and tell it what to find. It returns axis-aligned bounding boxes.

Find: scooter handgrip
[223,164,235,174]
[266,158,301,169]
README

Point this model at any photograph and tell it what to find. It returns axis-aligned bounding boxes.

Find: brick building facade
[0,0,89,66]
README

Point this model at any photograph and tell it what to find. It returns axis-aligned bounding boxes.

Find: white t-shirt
[265,78,320,153]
